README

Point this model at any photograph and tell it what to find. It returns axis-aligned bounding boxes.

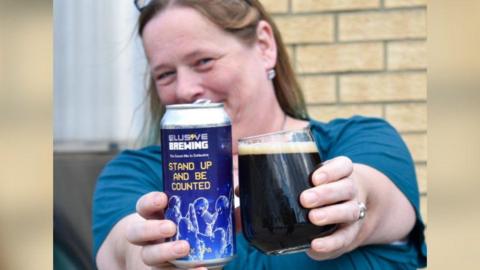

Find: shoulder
[310,115,395,137]
[309,116,401,155]
[112,145,161,163]
[308,116,416,192]
[95,145,163,194]
[102,145,162,176]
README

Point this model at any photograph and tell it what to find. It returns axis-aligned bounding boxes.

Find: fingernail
[153,193,163,206]
[312,239,322,251]
[159,223,175,235]
[312,172,327,185]
[173,241,189,255]
[302,191,316,206]
[313,211,325,223]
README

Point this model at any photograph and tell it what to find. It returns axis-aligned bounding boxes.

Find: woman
[93,0,426,269]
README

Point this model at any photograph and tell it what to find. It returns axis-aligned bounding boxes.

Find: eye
[155,70,176,84]
[197,58,213,65]
[194,58,215,70]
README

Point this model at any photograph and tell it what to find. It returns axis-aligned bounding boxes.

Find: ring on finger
[357,202,367,221]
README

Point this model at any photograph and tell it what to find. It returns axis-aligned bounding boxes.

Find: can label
[162,126,236,262]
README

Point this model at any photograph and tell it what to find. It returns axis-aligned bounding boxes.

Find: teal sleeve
[91,146,163,258]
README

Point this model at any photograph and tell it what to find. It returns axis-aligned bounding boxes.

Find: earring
[267,69,276,80]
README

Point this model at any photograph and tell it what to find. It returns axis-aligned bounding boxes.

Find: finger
[308,200,360,226]
[300,177,356,208]
[311,156,353,186]
[306,223,359,260]
[142,240,190,266]
[126,219,176,245]
[136,192,168,219]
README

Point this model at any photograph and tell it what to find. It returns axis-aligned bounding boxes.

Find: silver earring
[267,69,276,80]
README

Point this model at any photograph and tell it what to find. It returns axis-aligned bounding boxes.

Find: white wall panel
[54,0,147,150]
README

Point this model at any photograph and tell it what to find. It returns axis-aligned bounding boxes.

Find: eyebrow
[151,49,216,73]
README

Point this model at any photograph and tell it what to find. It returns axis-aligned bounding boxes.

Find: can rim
[161,122,230,129]
[166,103,224,109]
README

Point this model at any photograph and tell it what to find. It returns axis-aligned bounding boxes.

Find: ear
[255,20,277,70]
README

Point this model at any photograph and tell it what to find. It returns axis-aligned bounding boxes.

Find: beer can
[160,100,236,269]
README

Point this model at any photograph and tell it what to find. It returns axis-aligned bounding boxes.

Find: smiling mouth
[191,98,225,104]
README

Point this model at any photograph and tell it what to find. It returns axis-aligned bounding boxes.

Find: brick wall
[262,0,427,222]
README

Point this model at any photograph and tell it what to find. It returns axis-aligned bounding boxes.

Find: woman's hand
[125,191,207,270]
[299,156,368,261]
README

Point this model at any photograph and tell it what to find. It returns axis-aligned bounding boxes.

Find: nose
[175,69,205,103]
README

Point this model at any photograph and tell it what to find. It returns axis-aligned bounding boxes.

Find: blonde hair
[137,0,308,146]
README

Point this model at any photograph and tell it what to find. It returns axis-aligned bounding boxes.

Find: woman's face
[142,6,280,153]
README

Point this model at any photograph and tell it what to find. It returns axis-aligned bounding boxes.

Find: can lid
[166,99,223,110]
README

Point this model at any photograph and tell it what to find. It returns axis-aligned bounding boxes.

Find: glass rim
[238,126,312,143]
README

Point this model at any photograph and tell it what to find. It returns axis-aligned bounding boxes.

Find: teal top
[93,116,427,269]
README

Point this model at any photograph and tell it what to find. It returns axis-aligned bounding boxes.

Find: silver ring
[358,202,367,220]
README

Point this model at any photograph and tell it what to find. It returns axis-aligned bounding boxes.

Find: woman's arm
[353,163,415,246]
[95,192,207,270]
[96,214,146,270]
[300,156,416,260]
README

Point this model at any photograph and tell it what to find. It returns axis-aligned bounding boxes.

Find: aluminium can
[160,101,236,269]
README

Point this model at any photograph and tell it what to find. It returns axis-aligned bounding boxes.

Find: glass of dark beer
[238,127,337,255]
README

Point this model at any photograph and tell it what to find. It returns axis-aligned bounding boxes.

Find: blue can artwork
[160,101,236,269]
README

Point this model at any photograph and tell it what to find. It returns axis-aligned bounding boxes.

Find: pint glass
[238,127,336,255]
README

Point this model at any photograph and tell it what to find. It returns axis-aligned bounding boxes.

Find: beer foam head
[238,141,318,155]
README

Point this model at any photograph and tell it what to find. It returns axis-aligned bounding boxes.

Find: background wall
[54,0,146,150]
[53,0,427,219]
[262,0,428,225]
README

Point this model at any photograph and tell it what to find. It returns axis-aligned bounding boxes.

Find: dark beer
[238,141,336,254]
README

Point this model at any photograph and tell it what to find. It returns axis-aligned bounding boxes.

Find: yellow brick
[420,194,427,223]
[416,164,427,194]
[274,15,334,44]
[292,0,379,12]
[340,73,427,102]
[402,133,427,162]
[299,76,336,104]
[286,45,294,64]
[308,104,383,122]
[385,103,427,132]
[261,0,289,13]
[385,0,427,8]
[388,40,427,70]
[297,43,383,73]
[339,10,426,41]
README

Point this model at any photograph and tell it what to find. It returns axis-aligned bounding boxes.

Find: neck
[280,112,288,130]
